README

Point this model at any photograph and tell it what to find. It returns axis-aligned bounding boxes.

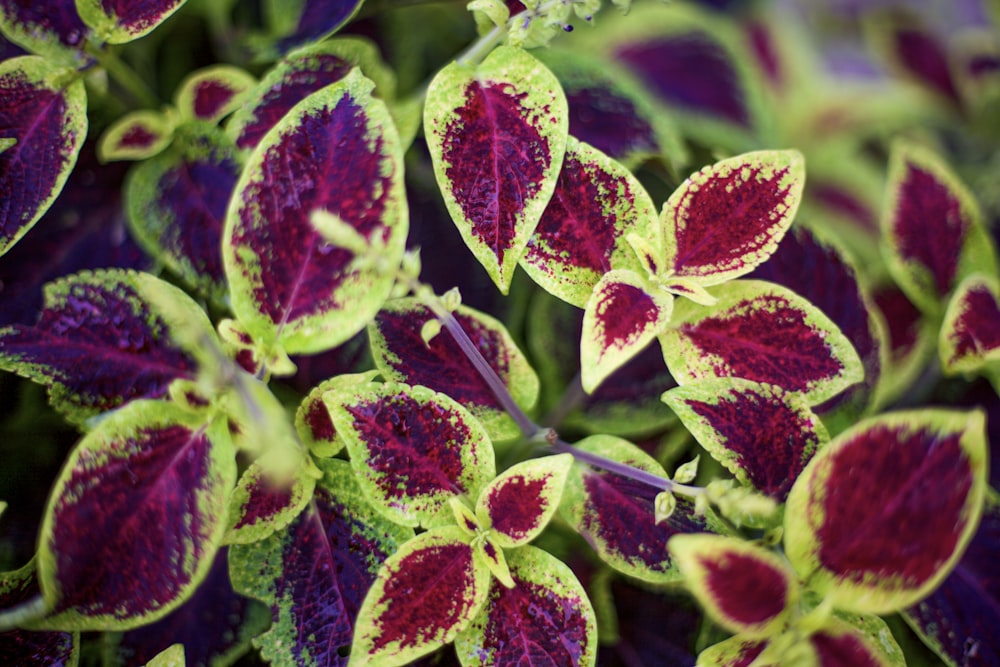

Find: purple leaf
[36,402,236,630]
[174,65,256,124]
[75,0,187,43]
[0,269,213,425]
[476,454,572,548]
[268,0,366,59]
[810,619,895,667]
[424,45,568,292]
[98,110,173,162]
[223,453,316,546]
[325,382,495,528]
[0,1,92,65]
[0,56,88,256]
[784,409,989,614]
[455,545,597,667]
[224,69,407,354]
[661,280,865,406]
[229,458,413,667]
[663,379,828,502]
[940,274,1000,375]
[294,370,378,458]
[883,19,962,107]
[369,298,539,441]
[904,490,1000,667]
[0,561,77,666]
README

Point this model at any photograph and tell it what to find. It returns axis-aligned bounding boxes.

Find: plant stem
[87,44,160,108]
[456,24,506,66]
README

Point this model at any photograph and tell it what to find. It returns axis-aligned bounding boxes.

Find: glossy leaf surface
[36,401,236,630]
[325,382,495,528]
[351,527,490,667]
[369,298,539,441]
[230,458,413,667]
[425,45,568,292]
[663,378,828,501]
[75,0,188,43]
[660,280,864,405]
[0,1,91,65]
[454,546,597,667]
[784,410,988,614]
[0,269,214,425]
[0,561,78,666]
[0,56,87,257]
[940,274,1000,375]
[224,69,407,354]
[174,65,255,124]
[475,454,572,548]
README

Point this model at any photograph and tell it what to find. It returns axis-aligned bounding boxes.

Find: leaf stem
[456,24,506,66]
[86,43,160,108]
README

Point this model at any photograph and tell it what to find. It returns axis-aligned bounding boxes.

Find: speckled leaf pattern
[223,453,317,545]
[0,269,215,425]
[784,409,988,615]
[661,150,804,286]
[660,280,865,406]
[425,45,568,293]
[258,0,366,59]
[454,545,598,667]
[0,0,91,65]
[224,69,407,355]
[669,534,796,638]
[294,370,379,458]
[35,401,236,630]
[520,137,660,308]
[581,269,673,393]
[0,56,87,256]
[228,38,396,152]
[75,0,188,43]
[560,435,721,584]
[325,382,495,528]
[368,298,539,441]
[662,378,828,501]
[174,65,256,124]
[475,454,572,548]
[125,128,239,303]
[881,142,998,314]
[229,458,413,667]
[350,527,491,667]
[0,561,79,666]
[939,274,1000,375]
[98,110,174,162]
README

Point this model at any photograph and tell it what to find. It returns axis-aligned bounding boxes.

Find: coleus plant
[0,1,998,667]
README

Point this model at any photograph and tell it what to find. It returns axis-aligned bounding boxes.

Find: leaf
[940,274,1000,375]
[475,454,572,548]
[294,370,379,458]
[660,149,804,286]
[660,279,865,406]
[784,409,988,614]
[560,435,722,584]
[125,128,239,303]
[0,561,78,666]
[881,141,998,314]
[256,0,366,59]
[350,527,491,667]
[580,269,674,393]
[424,45,568,293]
[0,269,216,426]
[98,110,174,162]
[223,69,407,355]
[325,382,495,528]
[663,378,828,502]
[34,401,236,630]
[368,297,539,442]
[0,0,92,65]
[75,0,188,43]
[454,545,598,667]
[872,15,962,107]
[174,65,256,124]
[903,489,1000,667]
[223,452,317,545]
[145,644,185,667]
[808,616,899,667]
[669,534,796,638]
[227,37,396,152]
[520,136,660,308]
[0,56,87,257]
[695,635,766,667]
[229,458,413,667]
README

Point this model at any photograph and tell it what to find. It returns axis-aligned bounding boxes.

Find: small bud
[441,286,463,311]
[654,490,677,523]
[672,455,700,484]
[420,319,442,346]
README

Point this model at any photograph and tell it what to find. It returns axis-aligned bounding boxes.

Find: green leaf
[75,0,189,43]
[223,450,318,545]
[174,65,256,124]
[146,643,185,667]
[294,371,380,458]
[939,273,1000,375]
[424,45,568,293]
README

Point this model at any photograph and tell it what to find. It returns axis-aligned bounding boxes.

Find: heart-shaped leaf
[0,56,87,257]
[223,68,407,355]
[325,382,495,528]
[75,0,188,43]
[0,269,216,426]
[940,274,1000,375]
[254,0,366,60]
[351,527,491,667]
[560,435,722,584]
[881,141,998,314]
[35,401,236,630]
[0,561,78,666]
[424,45,568,293]
[0,1,92,65]
[229,458,413,667]
[174,65,256,124]
[368,298,539,441]
[663,378,828,502]
[454,545,598,667]
[784,409,988,614]
[669,534,796,638]
[228,38,396,152]
[520,137,660,308]
[223,452,317,545]
[660,280,865,406]
[475,454,572,548]
[98,110,174,162]
[661,149,804,286]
